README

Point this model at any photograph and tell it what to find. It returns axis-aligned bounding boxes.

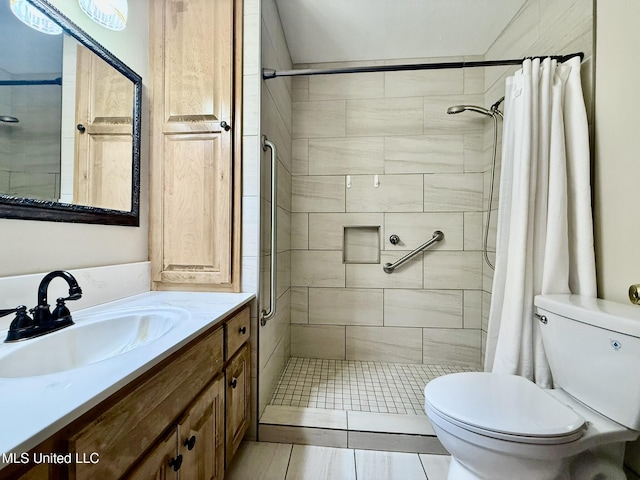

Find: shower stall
[253,0,594,451]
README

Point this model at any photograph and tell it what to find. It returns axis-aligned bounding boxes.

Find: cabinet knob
[76,124,86,133]
[220,120,231,131]
[239,326,247,335]
[183,435,196,451]
[230,377,238,389]
[168,454,183,471]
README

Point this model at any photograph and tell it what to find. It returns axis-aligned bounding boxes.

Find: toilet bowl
[425,372,635,479]
[424,294,640,480]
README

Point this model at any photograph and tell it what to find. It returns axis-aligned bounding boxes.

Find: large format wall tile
[291,325,346,359]
[384,290,463,328]
[463,290,483,329]
[293,100,346,138]
[309,72,384,100]
[291,213,309,249]
[292,138,309,176]
[291,250,345,287]
[309,137,384,175]
[384,135,464,174]
[422,328,481,367]
[291,287,309,324]
[423,173,483,212]
[423,251,483,290]
[347,97,423,137]
[346,326,422,363]
[346,175,423,212]
[292,176,346,212]
[309,288,383,325]
[385,69,464,97]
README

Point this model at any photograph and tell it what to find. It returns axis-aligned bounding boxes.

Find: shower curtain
[484,56,597,387]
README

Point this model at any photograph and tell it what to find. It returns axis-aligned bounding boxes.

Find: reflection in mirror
[0,0,141,225]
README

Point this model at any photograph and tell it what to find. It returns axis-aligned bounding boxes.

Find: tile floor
[226,441,451,480]
[270,357,475,415]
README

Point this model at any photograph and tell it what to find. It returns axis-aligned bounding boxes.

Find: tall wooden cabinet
[149,0,242,291]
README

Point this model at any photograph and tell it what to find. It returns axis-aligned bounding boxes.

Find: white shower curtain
[484,57,597,387]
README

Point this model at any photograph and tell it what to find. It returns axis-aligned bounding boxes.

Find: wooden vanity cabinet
[0,305,251,480]
[128,376,225,480]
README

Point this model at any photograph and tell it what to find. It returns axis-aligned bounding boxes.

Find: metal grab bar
[383,230,444,274]
[261,136,278,326]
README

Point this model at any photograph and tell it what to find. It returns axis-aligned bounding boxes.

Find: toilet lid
[425,372,586,443]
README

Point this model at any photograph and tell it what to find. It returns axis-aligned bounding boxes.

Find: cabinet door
[225,343,250,466]
[10,464,49,480]
[149,0,240,291]
[126,430,178,480]
[178,377,225,480]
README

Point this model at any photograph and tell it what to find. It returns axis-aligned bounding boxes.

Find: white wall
[593,1,640,304]
[0,0,149,279]
[594,2,640,474]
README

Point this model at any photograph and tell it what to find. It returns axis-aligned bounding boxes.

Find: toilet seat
[425,372,587,445]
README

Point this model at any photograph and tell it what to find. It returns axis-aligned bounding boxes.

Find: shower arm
[383,231,444,274]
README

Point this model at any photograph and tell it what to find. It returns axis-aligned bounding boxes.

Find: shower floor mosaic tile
[270,357,476,415]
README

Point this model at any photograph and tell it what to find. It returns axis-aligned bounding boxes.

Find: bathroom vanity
[0,292,253,480]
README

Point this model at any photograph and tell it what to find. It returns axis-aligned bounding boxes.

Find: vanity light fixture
[9,0,62,35]
[78,0,128,31]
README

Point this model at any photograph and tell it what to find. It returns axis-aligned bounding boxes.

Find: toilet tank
[535,294,640,431]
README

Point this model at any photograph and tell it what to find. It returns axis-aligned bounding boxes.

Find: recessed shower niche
[342,226,380,264]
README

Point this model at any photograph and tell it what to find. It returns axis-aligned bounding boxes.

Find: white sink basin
[0,306,188,378]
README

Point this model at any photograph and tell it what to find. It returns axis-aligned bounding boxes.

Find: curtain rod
[262,52,584,80]
[0,78,62,87]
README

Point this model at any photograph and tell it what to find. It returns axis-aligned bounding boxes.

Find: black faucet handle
[51,298,72,321]
[0,305,27,318]
[3,306,35,342]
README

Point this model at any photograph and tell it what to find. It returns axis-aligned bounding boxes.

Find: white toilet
[424,294,640,480]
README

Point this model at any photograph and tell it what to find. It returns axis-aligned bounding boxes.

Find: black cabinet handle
[168,454,183,471]
[183,435,196,451]
[239,326,247,335]
[220,120,231,131]
[230,377,238,389]
[76,124,86,133]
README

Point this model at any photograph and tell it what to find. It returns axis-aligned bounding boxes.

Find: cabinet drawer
[225,306,250,360]
[69,327,224,480]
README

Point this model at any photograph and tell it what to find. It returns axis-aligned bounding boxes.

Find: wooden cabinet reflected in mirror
[74,45,133,212]
[0,0,141,225]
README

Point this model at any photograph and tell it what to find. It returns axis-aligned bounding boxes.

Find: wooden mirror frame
[0,0,142,226]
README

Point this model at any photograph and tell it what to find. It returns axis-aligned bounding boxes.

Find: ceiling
[0,2,63,75]
[275,0,528,64]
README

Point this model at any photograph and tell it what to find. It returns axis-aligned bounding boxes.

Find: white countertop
[0,291,254,466]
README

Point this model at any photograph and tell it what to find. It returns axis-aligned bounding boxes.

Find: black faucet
[0,271,83,342]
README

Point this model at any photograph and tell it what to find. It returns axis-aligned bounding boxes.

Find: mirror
[0,0,141,226]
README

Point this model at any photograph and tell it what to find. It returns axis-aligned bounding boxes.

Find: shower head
[446,105,493,117]
[0,116,19,123]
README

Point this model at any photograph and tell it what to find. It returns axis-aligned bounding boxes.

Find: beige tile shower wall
[290,58,488,368]
[480,0,594,367]
[258,0,293,419]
